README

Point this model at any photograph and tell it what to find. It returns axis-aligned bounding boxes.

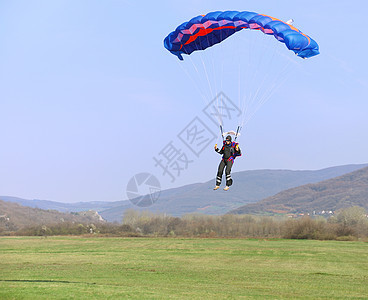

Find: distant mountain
[229,167,368,215]
[98,183,203,222]
[0,200,105,232]
[100,164,368,221]
[0,196,119,213]
[2,164,367,222]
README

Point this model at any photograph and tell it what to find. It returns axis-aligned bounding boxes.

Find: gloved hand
[214,144,219,151]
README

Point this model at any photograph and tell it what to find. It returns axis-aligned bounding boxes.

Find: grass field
[0,237,367,299]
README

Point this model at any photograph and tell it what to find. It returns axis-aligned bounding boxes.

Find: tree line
[1,206,367,240]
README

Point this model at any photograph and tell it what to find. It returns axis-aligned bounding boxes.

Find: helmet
[225,135,232,142]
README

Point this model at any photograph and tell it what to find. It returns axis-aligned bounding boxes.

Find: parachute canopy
[164,11,319,60]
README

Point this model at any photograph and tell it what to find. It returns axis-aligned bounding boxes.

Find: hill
[100,164,368,221]
[229,167,368,215]
[0,200,105,232]
[2,164,367,222]
[0,196,118,213]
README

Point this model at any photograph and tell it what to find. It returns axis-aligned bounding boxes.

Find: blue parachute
[164,11,319,60]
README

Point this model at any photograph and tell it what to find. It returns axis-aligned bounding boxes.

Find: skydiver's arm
[214,144,224,154]
[235,145,242,156]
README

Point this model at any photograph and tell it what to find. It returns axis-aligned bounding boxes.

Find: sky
[0,0,367,203]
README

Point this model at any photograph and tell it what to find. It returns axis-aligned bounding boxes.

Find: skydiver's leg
[225,160,234,186]
[216,160,226,186]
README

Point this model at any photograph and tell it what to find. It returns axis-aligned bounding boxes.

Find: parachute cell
[164,10,319,60]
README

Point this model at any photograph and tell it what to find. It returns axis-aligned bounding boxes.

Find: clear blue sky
[0,0,367,203]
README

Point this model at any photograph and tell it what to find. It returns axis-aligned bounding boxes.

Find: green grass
[0,237,367,299]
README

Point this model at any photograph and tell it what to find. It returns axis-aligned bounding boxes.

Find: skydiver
[214,135,242,191]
